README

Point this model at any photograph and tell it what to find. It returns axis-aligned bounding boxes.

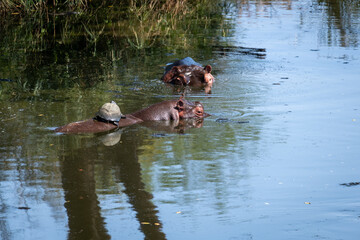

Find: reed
[0,0,89,14]
[0,0,196,50]
[0,0,193,16]
[125,0,194,49]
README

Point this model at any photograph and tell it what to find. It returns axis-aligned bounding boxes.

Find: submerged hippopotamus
[55,97,209,134]
[161,57,214,92]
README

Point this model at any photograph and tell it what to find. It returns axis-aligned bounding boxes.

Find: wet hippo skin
[131,98,209,121]
[55,115,142,134]
[161,57,214,88]
[55,97,209,134]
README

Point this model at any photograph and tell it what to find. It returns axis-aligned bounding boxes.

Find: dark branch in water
[216,118,249,124]
[212,45,266,59]
[340,182,360,187]
[18,206,31,210]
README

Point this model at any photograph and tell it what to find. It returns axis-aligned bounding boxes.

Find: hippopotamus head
[162,64,214,87]
[175,98,210,119]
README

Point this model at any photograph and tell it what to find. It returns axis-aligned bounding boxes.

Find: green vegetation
[0,0,228,50]
[0,0,233,98]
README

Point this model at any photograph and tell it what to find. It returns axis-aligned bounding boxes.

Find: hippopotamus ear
[204,65,212,73]
[175,98,185,112]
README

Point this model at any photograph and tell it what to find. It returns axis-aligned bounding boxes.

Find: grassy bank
[0,0,226,50]
[1,0,98,15]
[0,0,198,17]
[0,0,232,97]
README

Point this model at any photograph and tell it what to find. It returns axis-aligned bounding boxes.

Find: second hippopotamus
[161,57,215,90]
[55,97,209,134]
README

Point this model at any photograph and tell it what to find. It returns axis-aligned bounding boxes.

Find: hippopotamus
[54,115,142,134]
[161,57,214,91]
[55,97,209,134]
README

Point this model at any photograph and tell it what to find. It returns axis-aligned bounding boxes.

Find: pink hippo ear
[204,65,212,73]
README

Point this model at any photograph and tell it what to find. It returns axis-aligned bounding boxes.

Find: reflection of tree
[60,130,166,240]
[61,142,111,240]
[237,0,293,17]
[237,0,360,48]
[317,0,360,47]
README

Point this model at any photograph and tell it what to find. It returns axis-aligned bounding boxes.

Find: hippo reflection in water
[55,96,209,134]
[161,57,214,93]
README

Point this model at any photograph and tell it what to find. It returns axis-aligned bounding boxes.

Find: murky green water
[1,0,360,239]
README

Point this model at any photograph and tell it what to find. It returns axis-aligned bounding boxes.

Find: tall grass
[0,0,229,96]
[125,0,191,49]
[0,0,89,14]
[1,0,49,14]
[0,0,196,16]
[0,0,197,50]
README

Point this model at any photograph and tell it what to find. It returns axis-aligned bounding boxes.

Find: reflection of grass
[83,24,105,44]
[83,21,105,55]
[124,0,228,49]
[126,0,189,49]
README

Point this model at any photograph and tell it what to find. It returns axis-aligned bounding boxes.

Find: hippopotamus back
[165,57,202,73]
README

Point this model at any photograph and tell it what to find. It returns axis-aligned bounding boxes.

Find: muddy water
[1,0,360,239]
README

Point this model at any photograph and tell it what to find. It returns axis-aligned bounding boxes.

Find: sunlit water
[1,0,360,239]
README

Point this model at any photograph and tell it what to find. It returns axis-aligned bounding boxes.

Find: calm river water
[1,0,360,239]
